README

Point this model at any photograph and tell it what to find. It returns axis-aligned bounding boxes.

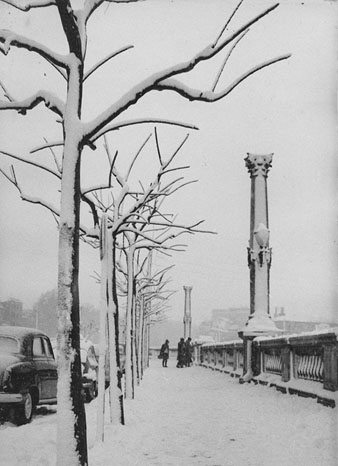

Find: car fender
[4,361,38,392]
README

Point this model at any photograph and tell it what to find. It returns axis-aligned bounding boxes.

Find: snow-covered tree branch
[1,0,56,11]
[154,55,291,103]
[0,29,69,67]
[83,2,289,144]
[0,90,65,117]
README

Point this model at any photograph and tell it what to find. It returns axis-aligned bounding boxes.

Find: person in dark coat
[160,339,169,367]
[176,337,186,368]
[185,337,193,367]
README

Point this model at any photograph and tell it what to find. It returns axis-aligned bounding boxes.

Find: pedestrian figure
[176,337,186,368]
[185,337,193,367]
[160,339,169,367]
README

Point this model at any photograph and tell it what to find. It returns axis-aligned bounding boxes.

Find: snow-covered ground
[1,360,337,466]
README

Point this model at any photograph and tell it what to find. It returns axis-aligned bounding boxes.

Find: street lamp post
[239,153,280,382]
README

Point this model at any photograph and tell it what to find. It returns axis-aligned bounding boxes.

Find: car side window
[87,347,98,368]
[33,337,45,357]
[43,338,54,358]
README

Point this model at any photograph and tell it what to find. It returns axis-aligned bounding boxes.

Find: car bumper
[0,392,24,404]
[82,378,95,389]
[82,382,93,390]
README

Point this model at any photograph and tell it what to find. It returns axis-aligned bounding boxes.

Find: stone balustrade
[196,329,338,408]
[195,341,244,378]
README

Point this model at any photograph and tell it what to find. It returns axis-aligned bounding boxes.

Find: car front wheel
[16,392,33,425]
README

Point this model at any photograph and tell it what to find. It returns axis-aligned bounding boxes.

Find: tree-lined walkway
[0,359,336,466]
[88,360,337,466]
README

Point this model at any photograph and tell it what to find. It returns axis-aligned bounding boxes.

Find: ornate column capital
[245,153,273,178]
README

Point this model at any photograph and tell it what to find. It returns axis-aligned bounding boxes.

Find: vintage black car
[0,326,57,425]
[80,340,99,402]
[83,342,126,401]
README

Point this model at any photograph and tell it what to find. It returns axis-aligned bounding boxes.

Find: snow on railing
[195,329,338,407]
[195,340,244,378]
[295,352,323,382]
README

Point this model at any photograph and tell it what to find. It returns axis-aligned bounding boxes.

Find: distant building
[274,319,336,334]
[198,308,249,342]
[273,306,336,333]
[197,307,336,342]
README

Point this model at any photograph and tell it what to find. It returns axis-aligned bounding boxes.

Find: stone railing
[195,341,244,378]
[197,329,338,408]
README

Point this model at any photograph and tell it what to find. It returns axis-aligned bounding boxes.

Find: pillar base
[237,336,255,383]
[241,313,281,337]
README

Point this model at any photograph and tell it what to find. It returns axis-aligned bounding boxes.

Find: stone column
[183,286,192,339]
[239,153,279,382]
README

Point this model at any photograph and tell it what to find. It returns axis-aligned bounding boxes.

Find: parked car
[119,343,126,374]
[93,342,126,379]
[0,326,57,425]
[51,337,99,403]
[80,339,98,402]
[50,336,125,404]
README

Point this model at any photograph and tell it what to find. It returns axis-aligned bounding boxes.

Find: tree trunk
[125,249,134,399]
[132,281,138,386]
[57,145,87,466]
[137,295,145,381]
[112,234,125,423]
[146,321,150,368]
[56,55,87,466]
[107,229,123,424]
[96,215,108,442]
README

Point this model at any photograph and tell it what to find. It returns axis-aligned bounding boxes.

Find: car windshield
[0,336,19,354]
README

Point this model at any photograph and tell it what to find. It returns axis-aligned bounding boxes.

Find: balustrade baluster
[318,358,323,382]
[297,354,304,379]
[309,355,315,380]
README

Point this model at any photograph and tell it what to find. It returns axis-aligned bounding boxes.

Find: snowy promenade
[1,360,337,466]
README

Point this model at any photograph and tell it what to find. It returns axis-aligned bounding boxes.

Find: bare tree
[135,267,174,382]
[0,126,204,433]
[0,1,290,464]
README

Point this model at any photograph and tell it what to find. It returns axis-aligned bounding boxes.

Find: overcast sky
[0,0,337,325]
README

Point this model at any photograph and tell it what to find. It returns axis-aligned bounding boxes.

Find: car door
[42,337,57,399]
[32,336,57,402]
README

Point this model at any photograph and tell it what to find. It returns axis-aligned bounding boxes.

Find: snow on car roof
[0,325,49,339]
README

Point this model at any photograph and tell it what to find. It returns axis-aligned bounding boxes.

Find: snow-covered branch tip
[0,80,14,102]
[136,218,216,236]
[0,149,62,178]
[1,0,56,11]
[155,54,291,102]
[0,91,65,118]
[126,133,152,182]
[162,179,199,197]
[0,30,69,69]
[30,141,64,154]
[86,119,198,146]
[161,133,190,171]
[84,3,287,143]
[212,29,249,92]
[0,165,61,217]
[154,127,163,165]
[81,0,144,25]
[213,0,245,48]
